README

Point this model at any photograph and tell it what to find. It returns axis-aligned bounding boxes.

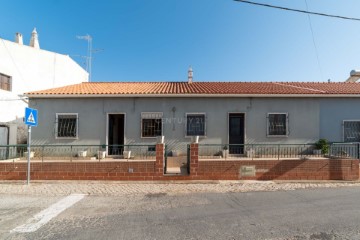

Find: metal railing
[1,142,358,162]
[329,142,359,159]
[0,144,156,162]
[198,143,360,160]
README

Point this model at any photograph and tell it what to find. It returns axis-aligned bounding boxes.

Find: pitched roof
[25,81,360,97]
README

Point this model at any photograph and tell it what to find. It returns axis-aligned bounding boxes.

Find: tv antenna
[77,34,93,81]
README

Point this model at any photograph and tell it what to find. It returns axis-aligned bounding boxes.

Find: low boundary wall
[0,143,358,181]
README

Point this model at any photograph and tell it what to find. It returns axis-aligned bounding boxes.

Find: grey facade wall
[29,97,326,150]
[319,98,360,142]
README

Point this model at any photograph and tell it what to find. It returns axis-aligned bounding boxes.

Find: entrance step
[166,157,187,168]
[166,167,181,174]
[165,167,189,176]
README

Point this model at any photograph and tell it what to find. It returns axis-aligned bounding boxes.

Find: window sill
[185,135,207,138]
[266,135,288,138]
[55,137,79,140]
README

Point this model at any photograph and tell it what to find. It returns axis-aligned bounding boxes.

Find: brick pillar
[190,143,199,175]
[155,143,164,176]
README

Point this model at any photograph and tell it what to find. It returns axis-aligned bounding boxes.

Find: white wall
[0,38,88,95]
[0,37,88,144]
[0,90,26,122]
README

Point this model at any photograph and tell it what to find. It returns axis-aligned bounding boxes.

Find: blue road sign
[25,107,38,127]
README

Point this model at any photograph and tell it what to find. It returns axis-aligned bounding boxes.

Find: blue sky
[1,0,360,82]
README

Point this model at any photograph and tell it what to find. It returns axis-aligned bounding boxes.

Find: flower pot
[98,151,106,159]
[222,150,229,158]
[24,151,35,158]
[123,150,131,159]
[246,148,255,158]
[78,151,87,157]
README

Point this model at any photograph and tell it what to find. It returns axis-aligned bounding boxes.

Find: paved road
[2,185,360,239]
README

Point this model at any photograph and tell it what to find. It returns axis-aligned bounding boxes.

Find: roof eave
[25,93,360,98]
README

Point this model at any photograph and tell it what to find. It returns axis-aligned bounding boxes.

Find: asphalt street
[2,186,360,239]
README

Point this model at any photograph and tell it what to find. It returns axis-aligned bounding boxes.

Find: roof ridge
[272,82,327,93]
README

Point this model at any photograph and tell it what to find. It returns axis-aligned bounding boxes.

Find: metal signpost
[24,107,38,185]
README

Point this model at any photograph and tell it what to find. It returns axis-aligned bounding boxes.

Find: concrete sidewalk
[1,180,360,196]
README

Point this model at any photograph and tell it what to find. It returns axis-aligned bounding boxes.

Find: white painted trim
[266,112,289,137]
[140,112,163,138]
[26,93,360,98]
[106,113,126,155]
[55,113,79,139]
[185,112,206,138]
[227,112,246,145]
[342,120,360,142]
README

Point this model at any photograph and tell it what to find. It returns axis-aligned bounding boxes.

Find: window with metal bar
[267,113,288,136]
[141,112,162,137]
[56,114,78,138]
[186,114,205,136]
[344,121,360,142]
[0,73,11,91]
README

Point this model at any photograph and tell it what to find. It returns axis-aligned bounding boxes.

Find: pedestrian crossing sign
[25,107,38,127]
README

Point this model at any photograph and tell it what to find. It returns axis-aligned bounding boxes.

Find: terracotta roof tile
[26,82,360,96]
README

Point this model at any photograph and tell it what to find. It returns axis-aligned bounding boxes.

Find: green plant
[315,139,329,154]
[223,145,228,150]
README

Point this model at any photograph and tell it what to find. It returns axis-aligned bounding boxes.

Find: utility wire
[304,0,324,80]
[234,0,360,21]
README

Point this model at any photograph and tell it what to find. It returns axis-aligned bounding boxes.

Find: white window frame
[267,113,289,137]
[55,113,79,139]
[343,120,360,142]
[140,112,163,138]
[185,113,206,137]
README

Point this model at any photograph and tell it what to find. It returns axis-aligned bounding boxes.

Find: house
[0,28,88,145]
[25,68,360,160]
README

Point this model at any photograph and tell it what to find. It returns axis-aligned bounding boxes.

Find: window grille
[0,73,11,91]
[268,113,288,136]
[141,112,162,137]
[56,114,78,138]
[187,114,205,136]
[344,121,360,142]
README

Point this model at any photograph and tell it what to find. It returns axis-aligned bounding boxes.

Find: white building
[0,28,88,145]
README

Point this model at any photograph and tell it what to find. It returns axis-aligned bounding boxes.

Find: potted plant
[222,145,229,159]
[98,144,107,159]
[314,139,329,155]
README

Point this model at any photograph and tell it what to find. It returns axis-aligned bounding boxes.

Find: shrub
[315,139,329,154]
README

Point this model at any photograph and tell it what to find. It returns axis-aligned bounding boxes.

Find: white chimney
[29,28,40,49]
[188,66,193,84]
[15,33,23,45]
[345,70,360,83]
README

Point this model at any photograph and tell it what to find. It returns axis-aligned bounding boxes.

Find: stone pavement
[1,180,360,196]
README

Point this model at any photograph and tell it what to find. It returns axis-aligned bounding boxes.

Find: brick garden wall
[192,143,359,181]
[0,143,358,181]
[0,161,159,181]
[196,159,359,180]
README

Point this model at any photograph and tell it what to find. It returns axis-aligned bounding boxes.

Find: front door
[108,114,125,155]
[229,113,245,154]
